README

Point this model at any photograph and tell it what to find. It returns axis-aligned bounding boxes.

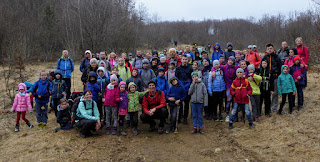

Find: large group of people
[10,37,309,138]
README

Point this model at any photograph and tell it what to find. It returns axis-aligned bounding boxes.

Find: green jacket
[248,73,262,95]
[127,82,148,112]
[277,65,296,96]
[118,64,131,83]
[76,96,100,121]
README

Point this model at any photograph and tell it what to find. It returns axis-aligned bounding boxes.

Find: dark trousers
[140,107,168,128]
[212,91,224,118]
[204,92,211,116]
[97,98,104,121]
[76,119,97,135]
[62,78,71,99]
[129,111,139,129]
[52,98,61,117]
[180,95,190,120]
[296,85,304,106]
[169,104,181,128]
[279,92,294,113]
[260,90,271,116]
[119,115,125,127]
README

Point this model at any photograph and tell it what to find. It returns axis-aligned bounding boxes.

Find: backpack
[32,80,51,99]
[71,96,95,121]
[139,69,153,76]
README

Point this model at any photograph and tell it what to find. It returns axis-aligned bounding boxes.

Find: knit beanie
[236,68,244,74]
[119,81,126,87]
[142,59,149,64]
[293,55,301,62]
[228,56,235,62]
[160,57,166,61]
[191,72,198,76]
[213,60,220,66]
[110,74,118,81]
[235,51,241,55]
[248,64,255,71]
[90,58,98,65]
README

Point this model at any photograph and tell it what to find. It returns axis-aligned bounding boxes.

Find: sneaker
[112,128,117,135]
[249,123,254,129]
[199,128,205,134]
[229,123,233,129]
[105,127,110,135]
[120,128,127,136]
[27,122,34,128]
[191,128,198,134]
[225,115,230,122]
[14,125,19,132]
[149,125,156,132]
[174,127,179,134]
[158,127,164,134]
[38,123,43,129]
[132,128,139,136]
[183,118,188,125]
[42,123,47,129]
[166,127,172,134]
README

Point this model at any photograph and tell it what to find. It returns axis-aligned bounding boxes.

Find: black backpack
[71,96,95,121]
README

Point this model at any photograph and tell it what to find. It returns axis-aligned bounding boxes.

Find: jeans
[191,103,204,128]
[140,107,168,128]
[76,119,96,135]
[271,79,278,112]
[260,90,271,116]
[129,111,139,129]
[250,95,260,118]
[62,78,71,99]
[297,85,304,106]
[35,102,48,123]
[230,103,253,124]
[225,89,232,113]
[279,92,294,113]
[105,106,118,128]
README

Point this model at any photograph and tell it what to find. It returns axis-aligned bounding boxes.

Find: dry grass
[0,62,319,161]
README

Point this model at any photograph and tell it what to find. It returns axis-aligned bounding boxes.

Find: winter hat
[227,43,233,48]
[152,50,158,55]
[228,56,235,62]
[128,53,133,56]
[293,56,301,62]
[85,50,92,55]
[151,57,159,61]
[158,67,165,72]
[248,45,254,49]
[110,74,118,81]
[191,72,199,76]
[219,54,225,58]
[169,77,178,84]
[186,54,191,58]
[159,54,165,58]
[236,68,244,74]
[213,60,220,66]
[235,51,241,55]
[253,45,257,48]
[142,59,149,64]
[90,58,98,65]
[119,81,126,87]
[248,64,255,71]
[18,83,25,90]
[160,57,166,61]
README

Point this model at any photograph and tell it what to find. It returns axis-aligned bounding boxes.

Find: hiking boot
[27,122,34,128]
[229,123,233,129]
[120,127,126,136]
[191,127,198,134]
[183,118,188,125]
[38,123,43,129]
[166,127,172,134]
[249,123,254,129]
[112,128,117,135]
[149,125,156,132]
[158,127,164,134]
[132,128,139,136]
[199,128,205,135]
[42,123,47,129]
[14,124,19,132]
[225,115,230,122]
[105,127,110,135]
[79,132,86,138]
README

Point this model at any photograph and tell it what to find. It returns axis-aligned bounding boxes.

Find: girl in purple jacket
[118,81,128,136]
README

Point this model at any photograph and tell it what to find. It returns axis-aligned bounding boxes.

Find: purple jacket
[118,91,128,115]
[221,64,239,89]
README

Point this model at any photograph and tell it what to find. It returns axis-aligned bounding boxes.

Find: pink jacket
[296,45,309,65]
[11,83,32,112]
[104,83,121,107]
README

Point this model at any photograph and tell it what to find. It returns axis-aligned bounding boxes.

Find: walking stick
[174,105,180,133]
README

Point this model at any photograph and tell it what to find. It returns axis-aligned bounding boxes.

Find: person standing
[57,50,74,99]
[276,41,290,65]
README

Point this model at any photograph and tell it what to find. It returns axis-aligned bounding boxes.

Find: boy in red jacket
[229,68,254,129]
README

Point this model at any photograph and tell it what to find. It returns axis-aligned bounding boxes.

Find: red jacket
[296,45,309,65]
[142,90,166,114]
[125,61,133,72]
[165,57,182,70]
[230,77,252,104]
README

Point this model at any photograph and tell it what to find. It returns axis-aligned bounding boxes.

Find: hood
[128,82,137,93]
[99,60,106,67]
[99,54,107,61]
[214,43,221,49]
[97,67,106,77]
[169,77,180,85]
[131,68,139,77]
[227,43,233,51]
[281,65,289,74]
[54,70,62,78]
[202,57,211,64]
[18,83,27,94]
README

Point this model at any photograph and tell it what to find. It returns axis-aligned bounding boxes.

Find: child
[259,59,274,116]
[290,56,305,109]
[32,70,52,129]
[118,81,128,136]
[235,52,242,66]
[127,82,148,135]
[277,65,296,114]
[229,68,254,129]
[166,77,186,134]
[96,67,106,121]
[151,57,159,76]
[126,68,143,92]
[55,98,72,132]
[247,65,262,122]
[219,55,226,66]
[159,57,167,70]
[51,70,67,117]
[104,74,122,135]
[188,72,208,134]
[208,60,226,121]
[285,48,306,68]
[191,61,202,82]
[85,72,101,103]
[103,67,123,95]
[165,61,176,88]
[240,60,248,76]
[140,59,156,89]
[99,61,111,78]
[201,57,212,118]
[11,83,34,132]
[154,68,169,95]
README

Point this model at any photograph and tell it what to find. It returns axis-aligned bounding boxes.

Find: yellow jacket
[248,73,262,95]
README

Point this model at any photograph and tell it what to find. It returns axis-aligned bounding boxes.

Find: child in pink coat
[11,83,34,132]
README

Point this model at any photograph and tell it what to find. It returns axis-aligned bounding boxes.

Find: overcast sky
[136,0,313,21]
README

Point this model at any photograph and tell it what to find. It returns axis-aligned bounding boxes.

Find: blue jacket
[176,63,192,91]
[208,68,226,94]
[166,78,186,106]
[212,43,224,61]
[154,75,169,95]
[224,43,235,60]
[51,70,67,98]
[96,67,107,93]
[85,72,101,102]
[57,56,74,78]
[32,78,52,103]
[80,58,90,73]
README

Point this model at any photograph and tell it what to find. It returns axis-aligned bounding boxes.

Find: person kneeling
[55,98,73,132]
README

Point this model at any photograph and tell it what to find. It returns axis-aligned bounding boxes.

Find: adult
[151,57,159,76]
[95,53,100,60]
[121,53,133,72]
[117,57,131,82]
[140,81,168,134]
[184,46,194,60]
[132,50,144,71]
[211,43,224,61]
[152,50,159,57]
[245,45,261,73]
[75,90,101,138]
[224,43,235,60]
[57,50,74,99]
[108,52,117,67]
[207,44,211,53]
[128,53,134,64]
[253,44,258,53]
[80,50,92,73]
[296,37,309,68]
[98,51,112,72]
[165,48,181,70]
[81,58,99,86]
[277,41,290,64]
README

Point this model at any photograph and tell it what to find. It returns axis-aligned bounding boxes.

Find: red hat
[293,56,300,62]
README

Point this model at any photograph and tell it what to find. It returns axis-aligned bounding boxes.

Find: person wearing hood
[102,67,123,95]
[85,71,101,103]
[118,81,129,136]
[212,43,224,61]
[11,83,34,132]
[32,70,52,129]
[166,48,181,70]
[224,43,235,60]
[126,68,143,92]
[96,67,107,120]
[152,50,158,57]
[201,57,212,119]
[276,41,290,64]
[277,65,296,115]
[159,57,167,71]
[98,51,112,72]
[245,45,261,72]
[117,57,131,82]
[98,61,111,78]
[166,77,186,134]
[153,68,169,96]
[80,50,92,73]
[247,65,262,122]
[165,61,176,88]
[55,98,72,132]
[57,50,74,99]
[121,53,133,72]
[151,57,159,76]
[81,58,99,87]
[132,50,144,71]
[290,56,306,109]
[140,59,156,88]
[51,70,67,117]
